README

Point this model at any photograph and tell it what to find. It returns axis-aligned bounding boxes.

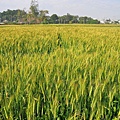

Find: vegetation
[0,0,100,24]
[0,24,120,120]
[0,9,100,24]
[0,0,119,24]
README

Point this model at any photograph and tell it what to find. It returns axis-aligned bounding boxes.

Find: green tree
[30,0,39,18]
[50,14,59,24]
[79,16,100,24]
[39,10,49,23]
[66,13,73,23]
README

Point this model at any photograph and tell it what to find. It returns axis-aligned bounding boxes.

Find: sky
[0,0,120,20]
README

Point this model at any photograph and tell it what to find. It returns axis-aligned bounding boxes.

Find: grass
[0,24,120,120]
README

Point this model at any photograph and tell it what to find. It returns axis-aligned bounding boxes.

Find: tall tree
[30,0,39,18]
[39,10,49,23]
[27,11,33,24]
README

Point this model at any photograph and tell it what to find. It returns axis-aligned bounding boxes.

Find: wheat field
[0,25,120,120]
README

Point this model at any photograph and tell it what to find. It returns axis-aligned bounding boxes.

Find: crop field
[0,24,120,120]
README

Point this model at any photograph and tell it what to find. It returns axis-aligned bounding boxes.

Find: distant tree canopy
[50,14,59,24]
[79,16,100,24]
[0,9,27,23]
[0,0,107,24]
[0,9,101,24]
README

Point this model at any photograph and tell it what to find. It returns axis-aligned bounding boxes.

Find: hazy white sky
[0,0,120,20]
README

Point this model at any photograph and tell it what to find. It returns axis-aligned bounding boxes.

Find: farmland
[0,24,120,120]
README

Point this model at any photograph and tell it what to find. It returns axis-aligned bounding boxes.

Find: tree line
[0,0,100,24]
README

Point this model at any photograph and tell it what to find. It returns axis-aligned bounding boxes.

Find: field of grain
[0,25,120,120]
